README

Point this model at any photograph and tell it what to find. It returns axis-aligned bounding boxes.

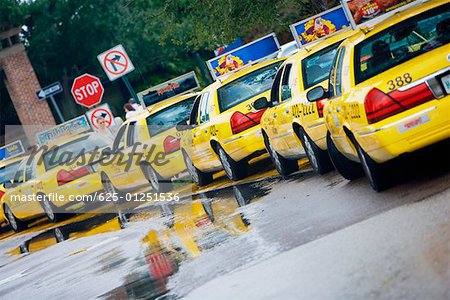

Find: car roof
[285,29,356,64]
[0,155,25,168]
[218,58,286,86]
[345,0,447,47]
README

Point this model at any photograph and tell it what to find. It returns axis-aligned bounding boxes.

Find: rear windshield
[217,61,283,112]
[355,4,450,84]
[43,134,110,170]
[146,97,196,136]
[0,160,22,184]
[302,41,341,89]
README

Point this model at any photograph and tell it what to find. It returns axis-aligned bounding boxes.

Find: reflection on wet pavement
[0,173,281,299]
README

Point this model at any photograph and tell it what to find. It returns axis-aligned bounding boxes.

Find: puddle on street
[1,176,283,299]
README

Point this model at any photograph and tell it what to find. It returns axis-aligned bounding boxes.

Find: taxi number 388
[387,73,413,90]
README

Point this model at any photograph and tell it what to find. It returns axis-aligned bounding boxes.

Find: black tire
[297,127,333,175]
[141,163,172,193]
[326,132,364,180]
[54,227,69,243]
[355,141,392,192]
[101,173,125,205]
[217,145,248,181]
[40,193,64,222]
[264,135,298,177]
[183,151,213,187]
[117,210,129,229]
[4,204,27,232]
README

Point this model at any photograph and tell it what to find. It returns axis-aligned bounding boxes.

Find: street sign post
[36,81,65,123]
[71,74,104,108]
[97,44,140,107]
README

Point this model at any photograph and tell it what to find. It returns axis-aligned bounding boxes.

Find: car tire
[354,142,392,192]
[264,135,298,177]
[182,151,213,187]
[54,227,69,243]
[4,204,27,232]
[101,173,126,205]
[141,163,172,193]
[40,193,64,223]
[217,145,248,181]
[297,127,333,175]
[326,132,364,180]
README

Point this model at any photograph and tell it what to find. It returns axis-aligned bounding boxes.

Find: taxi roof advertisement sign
[137,71,200,107]
[0,140,25,161]
[37,115,91,145]
[341,0,420,29]
[290,6,350,48]
[206,33,280,80]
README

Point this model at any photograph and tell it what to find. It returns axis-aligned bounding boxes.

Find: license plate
[441,74,450,94]
[397,114,430,133]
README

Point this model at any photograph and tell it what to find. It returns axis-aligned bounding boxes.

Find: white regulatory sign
[97,44,135,81]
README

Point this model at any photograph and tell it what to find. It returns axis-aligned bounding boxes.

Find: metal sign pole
[49,95,65,123]
[121,75,144,108]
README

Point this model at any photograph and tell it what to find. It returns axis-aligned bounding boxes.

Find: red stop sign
[71,73,104,108]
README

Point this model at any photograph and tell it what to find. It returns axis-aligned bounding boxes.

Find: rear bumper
[222,126,266,162]
[355,98,450,163]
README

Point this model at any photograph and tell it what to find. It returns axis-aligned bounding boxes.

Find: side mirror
[101,147,113,157]
[176,119,191,131]
[307,86,329,102]
[253,97,270,110]
[3,181,14,189]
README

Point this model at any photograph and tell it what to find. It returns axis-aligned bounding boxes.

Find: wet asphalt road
[0,142,448,299]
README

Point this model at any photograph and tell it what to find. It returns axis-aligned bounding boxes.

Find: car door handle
[285,109,289,114]
[204,129,208,133]
[273,113,277,118]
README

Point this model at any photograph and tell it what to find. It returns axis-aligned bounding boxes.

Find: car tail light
[316,99,327,118]
[364,84,435,124]
[0,191,4,200]
[388,83,434,108]
[230,109,267,135]
[163,135,180,154]
[57,166,90,185]
[194,216,212,227]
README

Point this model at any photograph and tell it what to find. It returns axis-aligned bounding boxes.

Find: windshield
[302,41,341,90]
[355,5,450,84]
[146,97,196,136]
[217,61,283,112]
[0,160,22,184]
[43,134,110,170]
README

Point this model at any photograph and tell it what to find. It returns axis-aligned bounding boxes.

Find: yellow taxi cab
[179,59,285,185]
[258,30,355,176]
[99,93,198,194]
[0,156,25,227]
[307,0,450,191]
[2,132,110,231]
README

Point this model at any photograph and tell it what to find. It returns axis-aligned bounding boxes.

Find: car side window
[270,66,284,105]
[335,47,346,97]
[189,95,202,126]
[24,159,35,181]
[126,121,137,146]
[281,64,293,102]
[13,161,26,184]
[113,124,127,151]
[198,92,210,124]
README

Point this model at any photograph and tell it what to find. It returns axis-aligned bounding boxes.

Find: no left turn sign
[97,44,135,81]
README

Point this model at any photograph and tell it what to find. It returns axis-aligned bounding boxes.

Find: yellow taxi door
[270,63,296,153]
[190,92,218,170]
